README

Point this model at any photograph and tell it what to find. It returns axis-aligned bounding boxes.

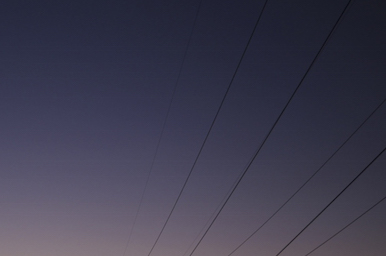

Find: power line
[145,1,270,255]
[182,159,252,256]
[275,146,386,256]
[305,195,386,255]
[226,97,386,255]
[187,0,354,255]
[120,1,203,255]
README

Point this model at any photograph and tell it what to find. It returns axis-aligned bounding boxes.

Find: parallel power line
[121,1,203,255]
[275,146,386,256]
[188,1,354,255]
[304,195,386,255]
[226,97,386,256]
[146,1,270,256]
[181,151,254,256]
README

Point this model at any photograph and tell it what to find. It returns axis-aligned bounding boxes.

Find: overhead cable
[121,1,203,255]
[305,195,386,255]
[188,1,354,255]
[275,146,386,256]
[146,1,270,255]
[227,97,385,255]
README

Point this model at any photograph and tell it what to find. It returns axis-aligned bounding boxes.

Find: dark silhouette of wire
[120,1,203,256]
[181,158,253,256]
[305,195,386,255]
[146,1,270,255]
[187,0,354,255]
[275,146,386,256]
[226,97,386,255]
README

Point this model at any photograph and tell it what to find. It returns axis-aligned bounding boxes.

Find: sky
[1,0,386,256]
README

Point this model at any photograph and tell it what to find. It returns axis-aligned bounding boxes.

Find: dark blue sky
[1,0,386,256]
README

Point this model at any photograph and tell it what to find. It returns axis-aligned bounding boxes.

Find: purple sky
[1,0,386,256]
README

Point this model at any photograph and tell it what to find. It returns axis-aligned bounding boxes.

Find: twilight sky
[1,0,386,256]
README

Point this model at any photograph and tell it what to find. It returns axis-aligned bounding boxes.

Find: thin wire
[305,195,386,255]
[188,0,354,255]
[140,1,208,256]
[182,159,253,256]
[146,1,270,255]
[275,147,386,256]
[120,1,203,256]
[226,97,386,255]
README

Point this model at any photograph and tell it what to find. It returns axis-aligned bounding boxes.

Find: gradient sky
[1,0,386,256]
